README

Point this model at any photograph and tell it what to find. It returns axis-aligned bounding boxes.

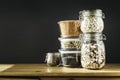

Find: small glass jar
[45,52,61,66]
[80,32,106,69]
[79,9,105,32]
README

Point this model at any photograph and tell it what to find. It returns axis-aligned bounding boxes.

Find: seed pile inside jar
[81,16,104,32]
[81,42,105,69]
[64,40,80,49]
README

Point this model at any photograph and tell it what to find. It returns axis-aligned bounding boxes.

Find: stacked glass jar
[79,9,106,69]
[58,20,82,67]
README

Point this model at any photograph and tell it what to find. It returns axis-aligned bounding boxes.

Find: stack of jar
[79,9,106,69]
[58,20,82,67]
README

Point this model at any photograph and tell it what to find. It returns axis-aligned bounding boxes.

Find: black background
[0,0,120,63]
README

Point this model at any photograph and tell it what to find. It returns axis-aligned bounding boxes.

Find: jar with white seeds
[58,37,81,50]
[79,9,105,32]
[80,32,106,70]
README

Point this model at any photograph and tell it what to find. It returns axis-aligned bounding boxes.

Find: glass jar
[45,52,61,66]
[80,32,106,69]
[58,37,81,50]
[79,9,105,32]
[59,49,81,67]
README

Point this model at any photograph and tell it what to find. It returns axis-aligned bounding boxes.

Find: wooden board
[0,64,119,77]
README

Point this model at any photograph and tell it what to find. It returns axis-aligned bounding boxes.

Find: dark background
[0,0,120,63]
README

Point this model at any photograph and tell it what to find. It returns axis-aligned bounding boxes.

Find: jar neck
[80,32,106,41]
[83,40,103,44]
[82,37,104,41]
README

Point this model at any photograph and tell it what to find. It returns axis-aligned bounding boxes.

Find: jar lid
[79,9,105,18]
[59,49,81,54]
[58,37,80,41]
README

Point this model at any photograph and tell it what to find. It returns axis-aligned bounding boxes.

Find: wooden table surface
[0,64,119,77]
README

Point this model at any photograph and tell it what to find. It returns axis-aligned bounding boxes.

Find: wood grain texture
[0,78,38,80]
[40,78,120,80]
[0,64,119,77]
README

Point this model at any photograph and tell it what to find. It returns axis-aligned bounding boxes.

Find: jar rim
[57,20,79,24]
